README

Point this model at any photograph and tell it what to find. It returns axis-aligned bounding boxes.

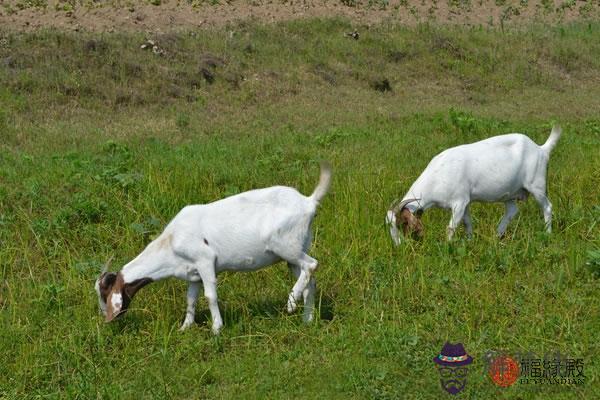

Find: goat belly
[215,251,282,272]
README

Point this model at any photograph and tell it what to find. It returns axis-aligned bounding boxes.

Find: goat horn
[102,255,114,274]
[389,198,420,214]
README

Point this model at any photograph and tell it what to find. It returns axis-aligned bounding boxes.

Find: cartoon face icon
[437,365,469,394]
[433,342,473,395]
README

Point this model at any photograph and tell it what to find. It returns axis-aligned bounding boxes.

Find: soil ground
[1,0,599,33]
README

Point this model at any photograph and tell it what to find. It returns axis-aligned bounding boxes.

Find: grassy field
[1,19,600,398]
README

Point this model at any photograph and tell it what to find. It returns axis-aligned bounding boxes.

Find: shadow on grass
[101,288,335,335]
[195,292,336,327]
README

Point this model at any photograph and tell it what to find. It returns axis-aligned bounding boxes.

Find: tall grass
[1,20,599,398]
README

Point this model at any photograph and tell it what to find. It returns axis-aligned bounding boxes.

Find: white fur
[111,163,331,333]
[111,293,123,310]
[94,279,107,315]
[386,210,401,246]
[387,126,561,243]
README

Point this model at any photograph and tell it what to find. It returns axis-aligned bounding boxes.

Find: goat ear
[123,278,153,300]
[99,272,117,289]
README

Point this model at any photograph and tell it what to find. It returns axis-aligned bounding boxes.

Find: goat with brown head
[92,162,332,333]
[386,126,561,242]
[386,198,423,245]
[95,259,153,322]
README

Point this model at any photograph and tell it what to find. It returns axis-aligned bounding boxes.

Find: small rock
[371,78,392,92]
[84,39,104,52]
[200,54,225,69]
[152,45,164,56]
[3,57,16,68]
[201,68,215,84]
[389,50,408,63]
[345,30,359,40]
[141,39,163,55]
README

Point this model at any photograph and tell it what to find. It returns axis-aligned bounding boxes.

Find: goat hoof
[287,291,299,313]
[180,321,194,331]
[302,312,314,323]
[287,298,297,314]
[211,321,223,335]
[180,315,195,331]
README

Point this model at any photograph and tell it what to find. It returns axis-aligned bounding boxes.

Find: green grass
[1,19,599,399]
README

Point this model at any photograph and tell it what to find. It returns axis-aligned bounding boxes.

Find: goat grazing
[386,126,562,244]
[95,162,332,333]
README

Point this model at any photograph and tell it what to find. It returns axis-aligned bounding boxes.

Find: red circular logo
[489,356,520,387]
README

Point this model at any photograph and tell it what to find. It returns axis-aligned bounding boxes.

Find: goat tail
[541,125,562,154]
[309,161,332,204]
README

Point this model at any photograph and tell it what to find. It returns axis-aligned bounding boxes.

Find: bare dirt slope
[1,0,599,32]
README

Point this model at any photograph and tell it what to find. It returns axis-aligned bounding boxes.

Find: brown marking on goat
[98,271,116,304]
[398,208,424,239]
[104,272,153,322]
[156,233,173,250]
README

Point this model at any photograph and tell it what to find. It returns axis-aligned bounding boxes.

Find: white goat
[386,126,562,244]
[95,162,332,333]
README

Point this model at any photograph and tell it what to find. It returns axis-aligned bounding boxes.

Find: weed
[341,0,359,7]
[39,283,66,310]
[176,112,190,129]
[586,249,600,278]
[14,0,47,10]
[448,107,478,134]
